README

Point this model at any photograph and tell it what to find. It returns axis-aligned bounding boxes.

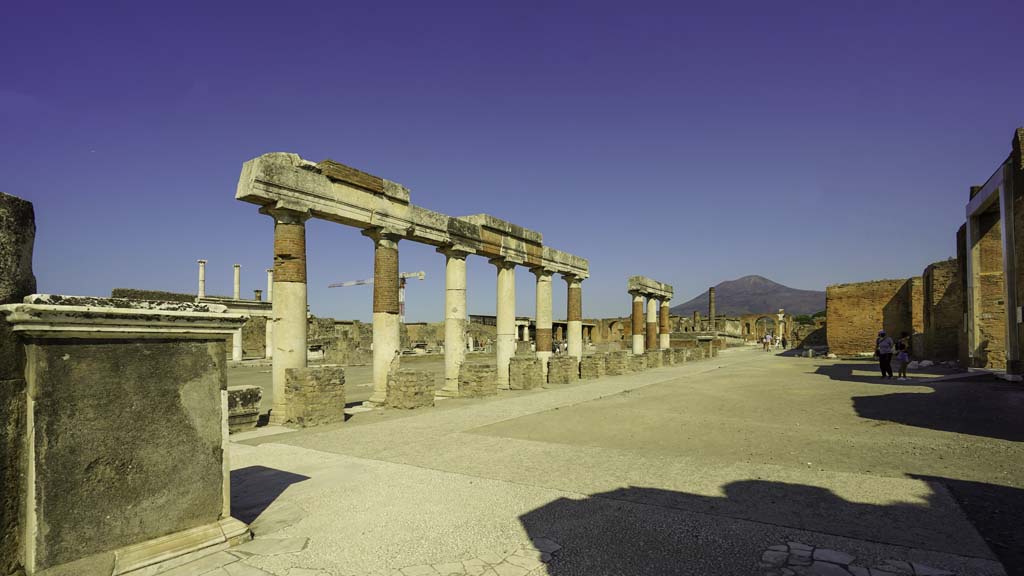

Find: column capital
[437,243,475,259]
[266,268,274,274]
[233,263,241,269]
[197,259,207,265]
[530,266,556,279]
[561,273,583,286]
[259,203,312,224]
[488,256,519,270]
[661,299,671,307]
[361,225,407,243]
[629,290,645,299]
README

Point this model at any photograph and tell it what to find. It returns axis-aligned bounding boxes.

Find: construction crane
[328,271,426,322]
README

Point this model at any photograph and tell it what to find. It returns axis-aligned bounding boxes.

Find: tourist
[896,347,910,380]
[875,330,894,378]
[781,335,788,349]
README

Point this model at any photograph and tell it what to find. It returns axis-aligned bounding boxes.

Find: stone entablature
[627,276,673,300]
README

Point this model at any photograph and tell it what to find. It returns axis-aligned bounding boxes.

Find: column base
[113,517,250,575]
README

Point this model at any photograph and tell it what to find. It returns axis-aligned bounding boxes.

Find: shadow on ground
[230,465,310,524]
[520,479,1020,576]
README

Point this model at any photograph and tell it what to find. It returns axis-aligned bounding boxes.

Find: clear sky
[2,1,1022,322]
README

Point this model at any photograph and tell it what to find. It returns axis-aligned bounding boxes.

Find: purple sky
[2,1,1022,321]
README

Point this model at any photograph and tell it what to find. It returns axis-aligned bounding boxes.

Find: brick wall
[826,279,919,355]
[973,211,1007,369]
[922,260,961,361]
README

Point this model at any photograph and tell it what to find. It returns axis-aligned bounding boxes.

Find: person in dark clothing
[876,330,895,378]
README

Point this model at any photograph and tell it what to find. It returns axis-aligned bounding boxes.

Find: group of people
[874,330,911,380]
[761,333,787,351]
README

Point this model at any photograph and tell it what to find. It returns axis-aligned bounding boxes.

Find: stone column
[646,296,658,351]
[197,259,207,298]
[491,258,517,389]
[254,289,262,301]
[364,228,403,405]
[533,268,553,375]
[264,269,273,359]
[438,245,471,397]
[262,207,310,425]
[708,287,716,332]
[631,292,644,355]
[566,275,583,360]
[233,264,241,300]
[232,327,243,362]
[660,299,671,350]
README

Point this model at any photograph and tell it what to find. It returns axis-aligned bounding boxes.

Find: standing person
[876,330,895,378]
[896,347,910,380]
[781,335,788,349]
[763,334,769,352]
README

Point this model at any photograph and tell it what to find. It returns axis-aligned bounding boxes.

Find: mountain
[669,275,825,317]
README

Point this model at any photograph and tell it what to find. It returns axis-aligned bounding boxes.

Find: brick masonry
[580,354,606,379]
[922,260,961,361]
[509,356,543,390]
[227,385,262,433]
[547,355,579,385]
[387,369,436,409]
[605,351,631,375]
[372,242,400,314]
[826,279,920,356]
[459,363,497,397]
[284,366,345,427]
[274,222,306,283]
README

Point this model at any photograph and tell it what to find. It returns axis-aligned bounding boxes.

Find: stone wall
[957,224,970,367]
[509,356,543,390]
[387,370,436,409]
[645,350,663,368]
[242,315,266,358]
[227,385,262,433]
[826,279,920,355]
[0,192,34,575]
[973,210,1007,369]
[284,366,346,427]
[922,259,961,361]
[547,356,579,385]
[581,354,606,379]
[605,351,631,375]
[629,354,647,372]
[459,363,496,397]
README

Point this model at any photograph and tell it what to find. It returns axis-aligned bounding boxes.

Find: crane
[328,271,426,322]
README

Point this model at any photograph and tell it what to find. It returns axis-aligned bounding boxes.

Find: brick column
[536,268,552,375]
[364,227,403,405]
[438,245,472,397]
[261,206,311,425]
[566,274,583,360]
[660,299,671,350]
[197,259,207,298]
[646,296,658,351]
[491,258,517,390]
[708,287,716,332]
[631,291,644,355]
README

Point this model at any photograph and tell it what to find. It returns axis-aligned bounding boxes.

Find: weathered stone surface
[604,351,631,375]
[629,353,647,372]
[826,278,924,356]
[813,548,855,565]
[387,369,436,409]
[29,339,226,570]
[509,356,543,390]
[459,363,497,397]
[284,366,345,427]
[580,354,605,380]
[645,350,663,368]
[0,192,35,305]
[546,355,579,385]
[228,385,262,433]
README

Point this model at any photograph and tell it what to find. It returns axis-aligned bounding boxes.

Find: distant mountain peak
[670,275,824,317]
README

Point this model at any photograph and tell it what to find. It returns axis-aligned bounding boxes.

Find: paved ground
[178,346,1021,576]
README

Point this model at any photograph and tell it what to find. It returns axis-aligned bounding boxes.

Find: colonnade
[627,276,674,355]
[237,153,589,419]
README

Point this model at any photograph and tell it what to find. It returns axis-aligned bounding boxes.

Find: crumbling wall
[0,192,35,575]
[973,210,1007,369]
[242,315,266,358]
[110,288,195,303]
[957,224,970,367]
[922,259,961,361]
[826,279,920,355]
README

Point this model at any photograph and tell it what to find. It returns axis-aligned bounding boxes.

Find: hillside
[670,275,825,317]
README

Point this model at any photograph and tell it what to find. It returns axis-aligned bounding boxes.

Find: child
[895,345,910,380]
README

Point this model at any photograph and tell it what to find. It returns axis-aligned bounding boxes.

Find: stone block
[630,353,647,372]
[662,349,676,365]
[386,369,436,409]
[645,350,663,368]
[604,351,631,375]
[227,385,262,433]
[580,354,606,380]
[547,355,579,385]
[509,356,543,390]
[285,366,345,427]
[459,363,497,397]
[515,340,532,355]
[0,193,36,305]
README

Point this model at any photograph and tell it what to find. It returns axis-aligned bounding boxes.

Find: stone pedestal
[459,363,497,397]
[605,351,631,375]
[509,356,544,390]
[0,296,248,575]
[645,349,663,368]
[227,385,262,433]
[387,370,436,409]
[285,366,346,427]
[580,354,606,380]
[630,353,648,372]
[546,356,579,385]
